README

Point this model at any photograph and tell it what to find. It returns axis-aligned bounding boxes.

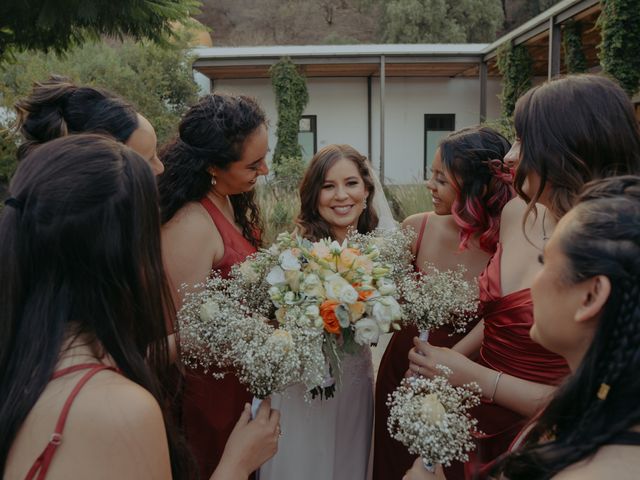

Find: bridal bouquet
[387,365,481,468]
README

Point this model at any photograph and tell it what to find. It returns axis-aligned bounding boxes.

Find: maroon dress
[466,243,570,479]
[181,197,256,480]
[373,214,478,480]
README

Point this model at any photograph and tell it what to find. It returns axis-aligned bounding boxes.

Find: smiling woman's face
[317,157,368,234]
[425,148,457,215]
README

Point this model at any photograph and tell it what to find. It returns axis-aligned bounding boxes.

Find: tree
[0,34,200,194]
[0,0,200,62]
[381,0,504,43]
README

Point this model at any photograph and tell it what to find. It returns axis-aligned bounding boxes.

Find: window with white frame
[424,114,455,179]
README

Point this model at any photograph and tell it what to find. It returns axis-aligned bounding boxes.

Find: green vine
[270,57,309,169]
[563,20,588,73]
[597,0,640,96]
[496,42,533,119]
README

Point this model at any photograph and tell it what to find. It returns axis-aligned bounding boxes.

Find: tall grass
[256,182,433,245]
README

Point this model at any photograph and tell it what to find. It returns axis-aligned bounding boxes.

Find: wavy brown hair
[513,74,640,221]
[296,144,379,241]
[157,93,266,247]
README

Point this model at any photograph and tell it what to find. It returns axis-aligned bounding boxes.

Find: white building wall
[211,76,501,184]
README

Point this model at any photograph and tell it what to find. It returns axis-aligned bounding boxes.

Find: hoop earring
[363,199,367,210]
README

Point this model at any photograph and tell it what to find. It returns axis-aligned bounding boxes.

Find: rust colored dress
[373,214,478,480]
[181,197,256,480]
[466,243,570,479]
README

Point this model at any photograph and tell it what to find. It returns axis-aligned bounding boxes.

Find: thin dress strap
[414,213,430,261]
[24,364,119,480]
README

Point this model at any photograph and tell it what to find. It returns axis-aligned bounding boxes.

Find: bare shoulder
[552,445,640,480]
[401,211,429,232]
[162,201,219,246]
[59,370,172,479]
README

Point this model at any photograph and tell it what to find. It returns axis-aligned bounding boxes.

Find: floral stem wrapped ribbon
[387,365,482,470]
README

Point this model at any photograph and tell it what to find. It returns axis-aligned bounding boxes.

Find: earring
[363,199,367,210]
[211,175,216,186]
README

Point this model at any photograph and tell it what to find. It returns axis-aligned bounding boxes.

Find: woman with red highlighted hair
[374,125,514,480]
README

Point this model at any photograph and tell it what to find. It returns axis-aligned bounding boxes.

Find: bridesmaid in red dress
[373,126,513,480]
[407,74,640,479]
[158,94,271,479]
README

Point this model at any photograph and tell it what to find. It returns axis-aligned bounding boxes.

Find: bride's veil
[367,161,398,232]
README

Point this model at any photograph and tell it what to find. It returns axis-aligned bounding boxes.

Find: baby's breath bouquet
[387,366,481,469]
[178,274,326,399]
[397,264,479,342]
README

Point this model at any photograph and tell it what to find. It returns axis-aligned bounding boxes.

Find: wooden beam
[548,16,561,79]
[480,62,487,122]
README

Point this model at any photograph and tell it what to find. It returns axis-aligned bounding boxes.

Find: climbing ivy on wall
[597,0,640,96]
[270,57,309,169]
[496,42,533,119]
[563,20,588,73]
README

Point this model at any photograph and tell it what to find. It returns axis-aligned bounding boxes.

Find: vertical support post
[479,61,488,123]
[367,75,372,160]
[379,55,386,185]
[548,16,561,80]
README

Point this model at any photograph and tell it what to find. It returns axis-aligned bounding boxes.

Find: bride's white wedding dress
[259,346,374,480]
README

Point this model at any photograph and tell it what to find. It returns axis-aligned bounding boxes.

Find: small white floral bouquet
[396,264,479,342]
[178,274,326,399]
[387,365,481,469]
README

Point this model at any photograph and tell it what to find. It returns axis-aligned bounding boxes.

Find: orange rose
[353,282,375,301]
[320,299,341,334]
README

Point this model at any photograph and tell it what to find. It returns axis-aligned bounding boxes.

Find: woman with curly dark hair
[158,93,269,480]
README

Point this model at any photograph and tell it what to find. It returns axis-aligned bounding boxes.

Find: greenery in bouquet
[387,366,481,467]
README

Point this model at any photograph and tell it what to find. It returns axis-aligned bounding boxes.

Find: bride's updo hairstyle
[499,175,640,479]
[513,74,640,220]
[439,125,514,253]
[15,75,138,159]
[296,144,379,241]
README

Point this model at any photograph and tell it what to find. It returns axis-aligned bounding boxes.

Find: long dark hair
[15,75,139,159]
[0,135,191,478]
[157,93,266,247]
[499,175,640,479]
[296,144,379,241]
[513,74,640,220]
[439,126,514,254]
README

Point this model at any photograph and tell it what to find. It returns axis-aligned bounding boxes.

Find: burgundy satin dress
[466,243,570,479]
[373,214,478,480]
[181,197,256,480]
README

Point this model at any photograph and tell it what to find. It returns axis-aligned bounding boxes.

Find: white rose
[199,300,220,322]
[237,260,260,283]
[279,249,301,271]
[266,266,286,286]
[371,297,402,332]
[268,243,281,256]
[301,273,325,298]
[418,394,446,424]
[354,317,381,345]
[329,240,343,255]
[305,305,320,318]
[377,277,397,296]
[324,274,358,304]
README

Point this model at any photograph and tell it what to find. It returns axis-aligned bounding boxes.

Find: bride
[259,144,395,480]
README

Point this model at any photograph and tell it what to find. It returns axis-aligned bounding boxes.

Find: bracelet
[487,371,503,403]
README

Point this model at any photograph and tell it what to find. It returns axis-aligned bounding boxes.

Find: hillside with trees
[195,0,563,46]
